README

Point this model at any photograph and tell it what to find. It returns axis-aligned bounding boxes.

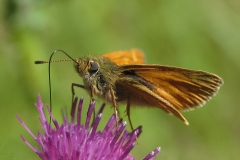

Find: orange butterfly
[36,49,223,129]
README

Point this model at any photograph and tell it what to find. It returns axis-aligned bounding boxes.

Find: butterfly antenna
[35,50,78,126]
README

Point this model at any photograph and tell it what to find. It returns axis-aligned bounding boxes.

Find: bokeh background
[1,0,239,159]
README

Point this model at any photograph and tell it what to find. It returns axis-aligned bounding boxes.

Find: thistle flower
[16,94,160,160]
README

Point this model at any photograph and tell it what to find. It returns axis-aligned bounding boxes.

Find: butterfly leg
[110,87,119,129]
[126,98,134,131]
[126,98,138,143]
[71,83,86,103]
[90,85,95,103]
[90,85,96,123]
[72,83,96,124]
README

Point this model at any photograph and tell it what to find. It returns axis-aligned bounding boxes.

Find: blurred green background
[1,0,239,159]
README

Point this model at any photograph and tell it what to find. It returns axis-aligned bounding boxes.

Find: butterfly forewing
[116,64,223,113]
[102,49,145,65]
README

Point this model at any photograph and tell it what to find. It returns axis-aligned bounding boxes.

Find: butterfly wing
[116,76,190,124]
[116,64,223,123]
[102,49,145,65]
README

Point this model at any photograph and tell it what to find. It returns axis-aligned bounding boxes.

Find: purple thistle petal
[102,114,116,134]
[143,147,161,160]
[89,113,102,140]
[97,103,105,115]
[85,101,95,129]
[16,115,32,138]
[36,94,46,122]
[71,97,78,123]
[120,142,136,160]
[20,135,39,153]
[17,94,160,160]
[46,105,59,129]
[77,98,84,125]
[110,121,127,147]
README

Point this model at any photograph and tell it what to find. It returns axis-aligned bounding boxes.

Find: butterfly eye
[89,61,99,73]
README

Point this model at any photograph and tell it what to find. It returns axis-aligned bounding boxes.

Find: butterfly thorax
[74,56,121,102]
